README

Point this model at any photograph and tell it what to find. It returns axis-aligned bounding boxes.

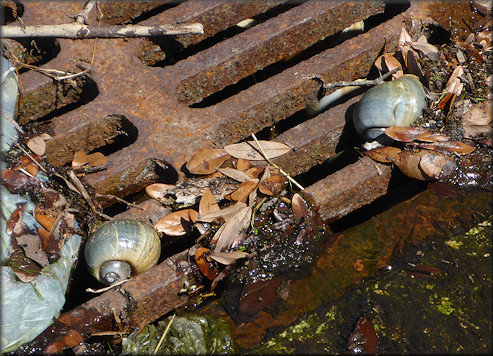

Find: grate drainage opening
[187,2,409,109]
[329,170,428,233]
[1,38,60,74]
[87,115,139,157]
[142,2,303,67]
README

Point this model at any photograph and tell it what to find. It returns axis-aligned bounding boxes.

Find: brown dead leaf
[218,168,252,182]
[38,133,52,141]
[291,193,310,220]
[398,26,413,48]
[213,205,252,253]
[224,140,291,160]
[154,209,197,236]
[186,148,230,175]
[435,92,455,110]
[385,126,430,142]
[236,158,250,171]
[9,247,42,282]
[35,213,56,231]
[72,150,88,169]
[374,52,403,78]
[195,247,220,280]
[37,226,57,254]
[459,41,484,63]
[198,201,248,223]
[14,156,40,176]
[461,102,492,137]
[199,188,220,216]
[145,183,175,200]
[444,66,464,95]
[7,203,26,236]
[395,151,429,181]
[244,166,264,179]
[209,251,249,265]
[419,152,457,179]
[86,152,108,167]
[15,234,48,267]
[225,180,258,202]
[365,146,402,163]
[405,48,424,80]
[420,141,475,155]
[409,41,440,61]
[259,175,286,196]
[26,136,46,156]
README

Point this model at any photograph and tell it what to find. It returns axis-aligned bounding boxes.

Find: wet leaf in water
[195,247,220,280]
[406,264,444,278]
[224,140,291,160]
[217,167,252,182]
[213,205,252,253]
[26,136,46,156]
[419,152,457,179]
[15,234,48,267]
[7,246,42,282]
[239,279,280,322]
[291,193,310,220]
[365,146,402,163]
[225,180,258,202]
[145,183,175,200]
[199,188,220,216]
[345,316,378,354]
[1,168,41,193]
[186,148,230,175]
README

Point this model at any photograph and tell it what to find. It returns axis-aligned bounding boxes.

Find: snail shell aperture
[85,219,161,285]
[352,74,427,141]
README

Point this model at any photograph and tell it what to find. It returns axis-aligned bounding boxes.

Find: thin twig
[153,315,176,355]
[322,68,400,89]
[86,278,129,293]
[95,193,145,210]
[0,23,204,39]
[68,171,112,220]
[13,142,47,173]
[250,133,304,190]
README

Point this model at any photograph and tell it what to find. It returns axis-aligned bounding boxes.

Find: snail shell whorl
[353,74,427,141]
[85,219,161,285]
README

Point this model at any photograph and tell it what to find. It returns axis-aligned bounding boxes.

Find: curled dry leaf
[409,41,440,61]
[224,140,291,160]
[218,167,252,183]
[444,65,464,96]
[419,152,457,179]
[7,203,26,236]
[385,126,431,143]
[145,183,175,200]
[374,52,403,78]
[199,187,220,216]
[213,205,252,253]
[225,179,258,202]
[291,193,310,220]
[186,148,230,175]
[26,136,46,156]
[462,102,492,138]
[37,226,57,254]
[435,92,455,110]
[398,26,413,48]
[365,146,402,163]
[259,175,286,196]
[154,208,197,236]
[405,48,424,80]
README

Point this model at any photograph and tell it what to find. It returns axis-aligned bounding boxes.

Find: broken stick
[0,23,204,39]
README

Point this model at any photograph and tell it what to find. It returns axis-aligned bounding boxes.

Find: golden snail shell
[85,219,161,285]
[353,74,427,141]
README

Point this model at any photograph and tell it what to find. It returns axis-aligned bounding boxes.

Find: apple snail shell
[352,74,427,141]
[85,219,161,285]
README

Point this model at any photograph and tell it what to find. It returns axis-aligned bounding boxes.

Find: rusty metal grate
[7,1,474,352]
[13,0,421,220]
